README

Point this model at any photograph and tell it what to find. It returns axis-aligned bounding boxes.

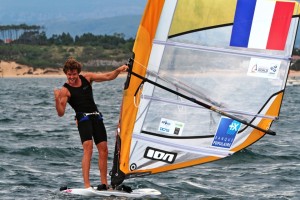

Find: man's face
[66,69,79,85]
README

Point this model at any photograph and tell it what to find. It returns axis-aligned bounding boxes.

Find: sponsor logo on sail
[247,58,281,79]
[212,117,241,148]
[158,118,185,135]
[144,147,177,164]
[162,120,171,125]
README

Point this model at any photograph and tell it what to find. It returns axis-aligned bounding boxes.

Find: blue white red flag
[230,0,295,50]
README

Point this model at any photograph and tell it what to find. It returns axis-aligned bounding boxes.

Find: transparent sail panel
[141,24,293,138]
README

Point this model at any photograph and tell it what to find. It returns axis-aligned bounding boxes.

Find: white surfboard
[60,186,161,198]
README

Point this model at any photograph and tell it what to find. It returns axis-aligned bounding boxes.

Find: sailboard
[110,0,300,189]
[60,186,161,197]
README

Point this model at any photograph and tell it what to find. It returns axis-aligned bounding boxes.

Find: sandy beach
[0,61,65,78]
[288,69,300,78]
[1,60,300,78]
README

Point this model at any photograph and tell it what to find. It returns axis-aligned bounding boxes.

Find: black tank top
[63,75,98,113]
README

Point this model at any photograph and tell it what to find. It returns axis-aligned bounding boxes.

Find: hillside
[0,31,134,72]
[45,15,141,39]
[0,44,130,74]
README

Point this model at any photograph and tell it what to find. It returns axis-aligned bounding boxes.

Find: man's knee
[97,142,108,156]
[83,140,93,155]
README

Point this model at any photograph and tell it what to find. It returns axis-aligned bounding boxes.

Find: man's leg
[96,141,108,186]
[82,140,93,188]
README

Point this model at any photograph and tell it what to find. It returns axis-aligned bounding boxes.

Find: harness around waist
[75,112,103,122]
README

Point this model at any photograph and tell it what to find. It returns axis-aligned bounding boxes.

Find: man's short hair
[63,57,82,74]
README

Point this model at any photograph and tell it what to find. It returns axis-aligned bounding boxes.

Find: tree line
[291,48,300,70]
[0,24,134,70]
[0,23,134,48]
[0,24,43,42]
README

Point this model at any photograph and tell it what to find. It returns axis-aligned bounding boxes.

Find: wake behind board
[60,186,161,198]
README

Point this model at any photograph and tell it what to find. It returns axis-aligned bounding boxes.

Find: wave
[9,146,81,159]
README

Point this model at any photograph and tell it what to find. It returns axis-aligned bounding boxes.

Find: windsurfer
[54,57,128,190]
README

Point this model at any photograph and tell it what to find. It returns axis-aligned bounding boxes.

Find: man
[54,57,128,190]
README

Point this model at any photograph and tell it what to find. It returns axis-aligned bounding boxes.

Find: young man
[54,57,128,190]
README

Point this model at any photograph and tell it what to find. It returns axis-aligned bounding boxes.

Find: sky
[0,0,147,23]
[3,0,299,44]
[0,0,147,37]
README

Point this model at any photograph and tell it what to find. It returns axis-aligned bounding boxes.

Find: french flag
[230,0,295,50]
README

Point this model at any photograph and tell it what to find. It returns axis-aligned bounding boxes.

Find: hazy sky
[0,0,147,24]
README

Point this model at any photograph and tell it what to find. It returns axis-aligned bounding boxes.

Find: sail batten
[141,95,277,120]
[153,40,292,61]
[110,0,299,186]
[132,134,232,158]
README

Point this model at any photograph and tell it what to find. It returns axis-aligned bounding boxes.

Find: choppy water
[0,78,299,200]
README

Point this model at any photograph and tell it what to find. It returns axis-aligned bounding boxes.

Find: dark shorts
[77,115,107,145]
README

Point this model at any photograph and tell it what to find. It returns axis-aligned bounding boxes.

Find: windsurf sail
[111,0,300,187]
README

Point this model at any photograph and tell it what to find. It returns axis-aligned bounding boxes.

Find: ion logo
[144,147,177,164]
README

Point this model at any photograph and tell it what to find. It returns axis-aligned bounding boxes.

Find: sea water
[0,78,299,200]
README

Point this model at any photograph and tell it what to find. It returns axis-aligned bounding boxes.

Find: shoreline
[0,60,127,78]
[1,60,300,78]
[288,70,300,78]
[0,61,65,78]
